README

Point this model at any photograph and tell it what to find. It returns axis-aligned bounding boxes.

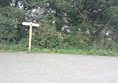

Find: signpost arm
[29,22,32,52]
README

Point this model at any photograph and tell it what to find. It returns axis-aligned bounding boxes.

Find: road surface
[0,53,118,83]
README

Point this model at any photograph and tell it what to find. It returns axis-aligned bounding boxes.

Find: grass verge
[32,48,118,56]
[0,44,118,56]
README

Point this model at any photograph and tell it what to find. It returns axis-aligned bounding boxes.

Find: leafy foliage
[0,0,118,51]
[0,7,26,44]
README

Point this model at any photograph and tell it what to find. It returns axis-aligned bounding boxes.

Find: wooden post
[28,22,32,52]
[22,22,40,52]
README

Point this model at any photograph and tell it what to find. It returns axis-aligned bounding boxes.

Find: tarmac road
[0,52,118,83]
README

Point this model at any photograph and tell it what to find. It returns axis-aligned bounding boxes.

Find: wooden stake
[28,22,32,52]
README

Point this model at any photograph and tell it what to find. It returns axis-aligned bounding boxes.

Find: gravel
[0,53,118,83]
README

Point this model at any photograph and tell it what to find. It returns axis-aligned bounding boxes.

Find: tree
[0,7,26,44]
[0,0,118,50]
[25,0,118,49]
[0,0,12,7]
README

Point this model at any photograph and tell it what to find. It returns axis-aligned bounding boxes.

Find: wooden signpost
[22,22,40,52]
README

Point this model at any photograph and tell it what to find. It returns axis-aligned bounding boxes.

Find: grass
[0,44,117,56]
[32,48,118,56]
[0,44,27,52]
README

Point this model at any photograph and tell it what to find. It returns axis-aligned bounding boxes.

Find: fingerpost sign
[22,22,40,52]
